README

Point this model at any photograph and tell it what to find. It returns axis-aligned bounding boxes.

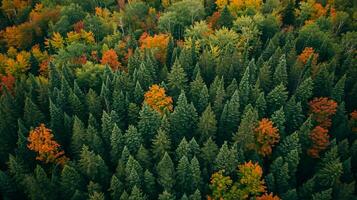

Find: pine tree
[266,84,288,115]
[258,62,272,93]
[284,96,305,133]
[177,156,192,194]
[197,104,217,143]
[271,107,286,138]
[127,167,141,189]
[143,170,156,198]
[214,142,238,174]
[129,186,146,200]
[212,78,226,119]
[23,97,45,128]
[201,137,219,170]
[176,137,189,161]
[170,91,198,143]
[188,138,200,160]
[331,75,346,103]
[134,81,144,104]
[190,156,202,192]
[295,77,313,106]
[233,105,259,151]
[112,89,128,129]
[239,66,251,109]
[120,190,129,200]
[136,145,151,169]
[157,152,175,192]
[190,71,209,114]
[158,190,176,200]
[60,165,84,199]
[86,89,103,120]
[110,124,124,165]
[273,55,288,87]
[168,60,188,98]
[109,175,124,200]
[219,90,240,142]
[255,92,267,118]
[79,146,110,188]
[124,125,143,154]
[152,129,172,161]
[71,116,86,157]
[138,103,161,144]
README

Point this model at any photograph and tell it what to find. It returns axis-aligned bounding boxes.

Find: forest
[0,0,356,199]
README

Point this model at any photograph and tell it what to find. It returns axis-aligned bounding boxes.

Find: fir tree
[214,142,238,174]
[157,152,175,192]
[197,104,217,143]
[138,103,161,144]
[124,125,143,154]
[168,60,188,98]
[152,129,172,161]
[266,84,288,115]
[170,91,198,143]
[176,156,192,194]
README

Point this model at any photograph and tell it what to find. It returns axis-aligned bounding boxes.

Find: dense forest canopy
[0,0,356,199]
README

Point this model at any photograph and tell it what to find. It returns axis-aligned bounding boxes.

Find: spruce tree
[273,54,288,87]
[124,125,143,154]
[129,186,146,200]
[157,152,175,192]
[176,156,192,194]
[143,170,156,198]
[23,97,45,128]
[152,129,172,161]
[196,104,217,143]
[167,60,188,98]
[60,165,84,199]
[190,71,209,114]
[190,156,202,192]
[217,6,233,28]
[266,83,288,115]
[110,124,124,165]
[176,137,189,161]
[170,91,198,143]
[158,190,175,200]
[233,105,259,151]
[218,90,240,141]
[138,104,161,143]
[214,142,238,174]
[109,175,124,200]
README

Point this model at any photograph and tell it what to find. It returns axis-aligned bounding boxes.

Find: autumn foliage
[307,97,337,158]
[256,193,281,200]
[139,33,170,63]
[254,118,280,156]
[27,124,68,165]
[298,47,319,65]
[144,84,173,114]
[0,74,15,93]
[238,161,266,197]
[101,49,122,70]
[309,97,338,129]
[307,126,330,158]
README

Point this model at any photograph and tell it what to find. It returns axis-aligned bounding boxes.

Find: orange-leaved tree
[101,49,122,71]
[27,124,68,165]
[0,73,15,93]
[298,47,319,65]
[144,84,173,114]
[254,118,280,156]
[139,32,170,63]
[256,193,281,200]
[309,97,338,129]
[237,161,266,198]
[307,125,330,158]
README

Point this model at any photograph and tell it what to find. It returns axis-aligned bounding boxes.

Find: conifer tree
[158,190,175,200]
[157,152,175,192]
[197,104,217,143]
[60,165,84,199]
[266,84,288,115]
[79,146,110,188]
[219,90,240,141]
[214,142,238,174]
[152,129,172,161]
[233,105,259,151]
[23,97,45,128]
[190,71,209,114]
[109,175,124,200]
[129,186,146,200]
[136,145,151,169]
[176,156,192,194]
[110,124,124,165]
[170,91,198,143]
[124,125,143,154]
[273,55,288,87]
[190,156,202,192]
[143,170,156,198]
[239,66,251,109]
[138,103,161,143]
[168,60,188,98]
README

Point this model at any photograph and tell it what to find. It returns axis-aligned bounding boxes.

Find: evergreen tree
[86,89,102,120]
[214,142,238,174]
[255,92,267,118]
[168,60,188,98]
[23,97,45,128]
[190,71,209,114]
[143,170,156,198]
[190,156,202,192]
[219,90,240,142]
[60,165,84,199]
[136,145,151,169]
[233,105,259,151]
[196,104,217,143]
[176,156,192,194]
[295,77,314,106]
[129,186,146,200]
[109,175,124,200]
[201,137,219,170]
[124,125,143,154]
[273,55,288,87]
[176,137,189,160]
[266,83,288,115]
[110,124,124,165]
[152,129,172,161]
[158,190,176,200]
[138,104,161,143]
[217,6,233,28]
[239,66,251,109]
[79,146,110,187]
[157,152,175,192]
[170,91,198,143]
[71,116,87,157]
